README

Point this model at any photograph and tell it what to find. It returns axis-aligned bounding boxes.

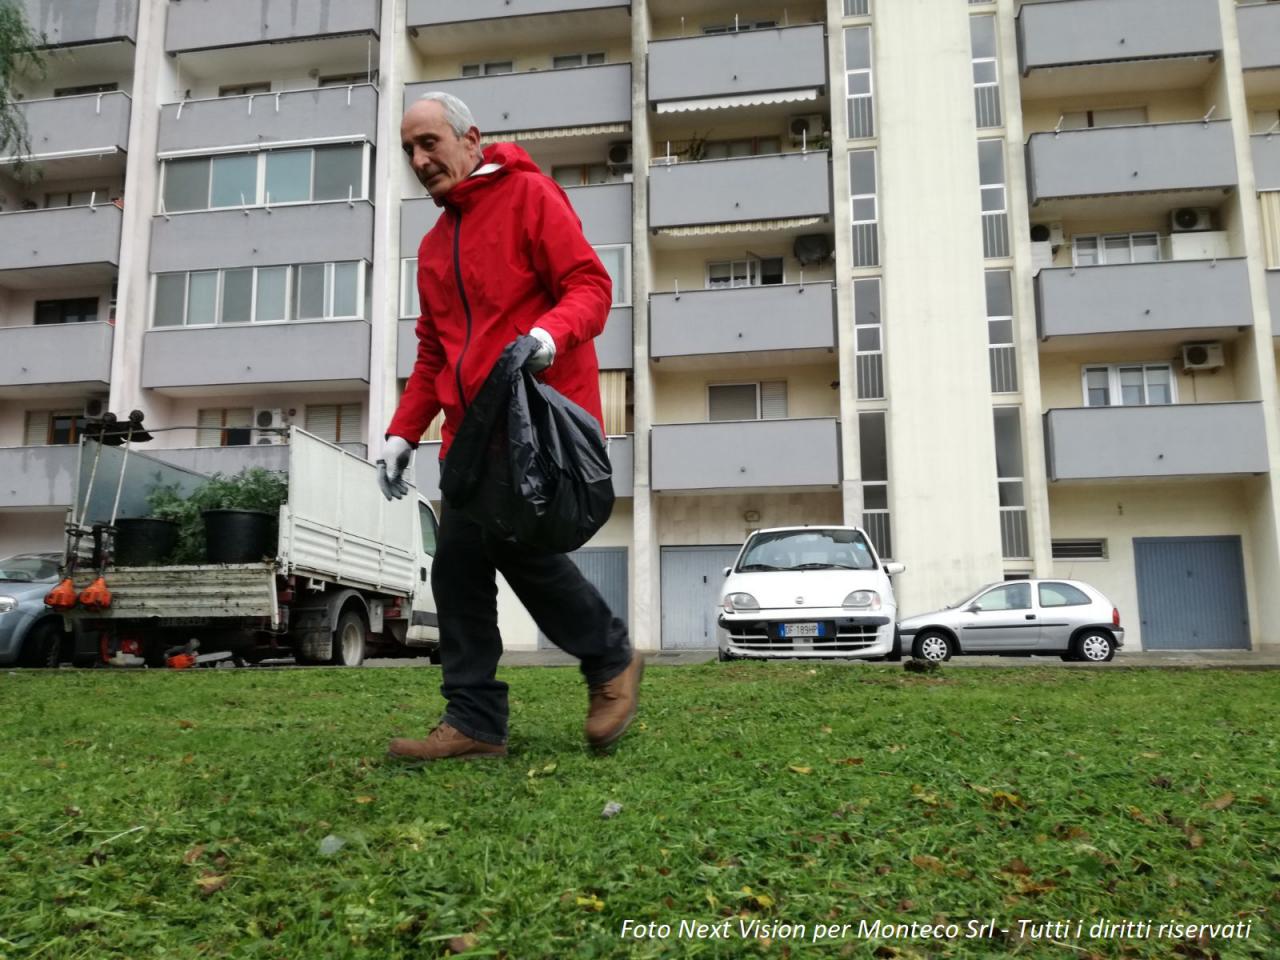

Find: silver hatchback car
[897,578,1124,663]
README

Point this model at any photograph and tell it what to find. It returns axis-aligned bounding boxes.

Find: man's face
[401,101,481,199]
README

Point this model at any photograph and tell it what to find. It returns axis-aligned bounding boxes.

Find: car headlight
[722,592,759,614]
[0,596,16,614]
[842,590,881,611]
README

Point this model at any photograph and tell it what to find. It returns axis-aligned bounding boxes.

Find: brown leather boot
[387,722,507,762]
[585,653,644,749]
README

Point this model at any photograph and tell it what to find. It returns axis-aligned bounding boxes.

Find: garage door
[538,547,628,649]
[1134,537,1250,650]
[660,545,740,650]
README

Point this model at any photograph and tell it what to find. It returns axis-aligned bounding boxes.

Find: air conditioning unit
[83,397,108,419]
[1171,207,1212,232]
[606,141,632,173]
[1181,341,1224,372]
[1029,222,1065,250]
[789,113,825,147]
[253,407,288,445]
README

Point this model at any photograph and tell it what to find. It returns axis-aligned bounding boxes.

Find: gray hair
[415,91,478,137]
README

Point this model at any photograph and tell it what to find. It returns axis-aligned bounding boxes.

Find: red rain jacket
[386,143,611,457]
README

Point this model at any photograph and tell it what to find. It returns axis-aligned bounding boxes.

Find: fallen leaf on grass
[1001,858,1032,876]
[354,795,375,805]
[177,720,195,730]
[576,894,605,912]
[741,886,774,910]
[911,855,944,873]
[1203,792,1235,811]
[1185,828,1205,849]
[195,873,227,896]
[788,765,812,775]
[831,757,864,766]
[448,933,478,954]
[990,791,1024,811]
[182,844,206,865]
[63,806,81,818]
[1016,877,1056,895]
[181,754,195,765]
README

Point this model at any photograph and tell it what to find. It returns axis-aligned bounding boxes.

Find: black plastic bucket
[113,518,179,566]
[202,510,276,564]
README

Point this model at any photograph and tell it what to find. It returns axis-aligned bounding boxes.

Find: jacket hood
[438,142,543,209]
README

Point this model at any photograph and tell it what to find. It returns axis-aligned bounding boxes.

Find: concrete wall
[165,0,380,53]
[158,86,379,154]
[648,24,827,103]
[1017,0,1222,72]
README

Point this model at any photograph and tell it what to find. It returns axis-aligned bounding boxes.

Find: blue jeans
[432,502,632,745]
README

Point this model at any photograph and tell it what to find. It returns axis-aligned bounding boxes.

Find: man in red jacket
[378,92,642,761]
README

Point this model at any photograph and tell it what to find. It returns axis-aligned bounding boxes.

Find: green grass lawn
[1,663,1277,959]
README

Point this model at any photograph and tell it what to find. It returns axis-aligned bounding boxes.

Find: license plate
[783,622,823,638]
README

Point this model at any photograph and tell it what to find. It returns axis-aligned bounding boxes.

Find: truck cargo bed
[77,563,277,622]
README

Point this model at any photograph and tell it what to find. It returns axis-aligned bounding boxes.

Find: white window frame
[1080,363,1177,407]
[706,380,787,421]
[844,26,874,140]
[150,262,365,328]
[593,244,631,307]
[552,52,606,69]
[849,148,879,268]
[704,257,784,289]
[461,61,514,77]
[1071,232,1162,267]
[970,14,1001,129]
[853,276,884,400]
[400,257,420,318]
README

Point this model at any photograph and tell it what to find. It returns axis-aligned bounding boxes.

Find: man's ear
[464,126,482,152]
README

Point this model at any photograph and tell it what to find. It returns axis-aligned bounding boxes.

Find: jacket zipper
[452,209,474,414]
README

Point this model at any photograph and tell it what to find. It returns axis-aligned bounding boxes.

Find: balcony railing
[165,0,380,53]
[856,353,884,400]
[649,151,831,229]
[1238,1,1280,71]
[0,204,123,284]
[0,322,113,389]
[407,0,629,27]
[648,24,827,108]
[989,345,1018,393]
[1000,507,1030,560]
[3,92,131,162]
[862,509,892,560]
[649,283,835,359]
[1253,134,1280,192]
[1016,0,1222,73]
[0,445,79,509]
[651,418,841,492]
[21,0,138,46]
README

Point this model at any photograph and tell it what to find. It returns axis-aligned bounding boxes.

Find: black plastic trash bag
[438,336,614,553]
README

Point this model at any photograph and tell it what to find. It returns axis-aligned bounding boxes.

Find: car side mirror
[883,562,906,575]
[967,604,982,614]
[723,566,731,577]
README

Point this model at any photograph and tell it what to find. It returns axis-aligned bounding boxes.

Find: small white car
[717,526,905,660]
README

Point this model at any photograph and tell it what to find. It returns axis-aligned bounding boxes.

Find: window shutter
[422,412,444,442]
[24,411,50,445]
[337,403,362,443]
[600,371,627,435]
[1261,192,1280,269]
[760,380,788,420]
[305,405,339,442]
[196,409,222,447]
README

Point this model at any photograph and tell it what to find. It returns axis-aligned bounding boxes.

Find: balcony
[1238,2,1280,71]
[140,320,371,393]
[650,418,840,493]
[1025,121,1237,209]
[21,0,138,46]
[149,442,368,476]
[158,86,378,156]
[648,24,827,112]
[150,203,374,275]
[403,63,631,137]
[3,93,131,174]
[165,0,380,53]
[1254,134,1280,192]
[413,433,634,500]
[407,0,628,27]
[0,445,80,509]
[0,204,122,289]
[1036,259,1253,342]
[0,322,113,394]
[1017,0,1220,73]
[1044,402,1268,481]
[650,283,835,361]
[648,151,831,230]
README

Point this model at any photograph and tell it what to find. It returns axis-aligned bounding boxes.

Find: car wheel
[1074,630,1115,663]
[912,631,952,663]
[717,649,734,662]
[18,619,63,668]
[331,610,368,667]
[886,629,903,662]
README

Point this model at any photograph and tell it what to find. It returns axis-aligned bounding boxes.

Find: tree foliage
[0,1,47,178]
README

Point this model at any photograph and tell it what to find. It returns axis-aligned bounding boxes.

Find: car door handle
[420,567,427,582]
[1025,614,1036,620]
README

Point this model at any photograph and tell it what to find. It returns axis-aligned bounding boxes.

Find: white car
[717,526,905,660]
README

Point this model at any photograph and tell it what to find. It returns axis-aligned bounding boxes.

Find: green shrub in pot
[146,468,288,565]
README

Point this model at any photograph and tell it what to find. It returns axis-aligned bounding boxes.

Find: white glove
[524,327,556,373]
[376,435,413,501]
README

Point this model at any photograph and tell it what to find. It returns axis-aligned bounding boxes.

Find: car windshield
[948,583,999,609]
[737,530,876,572]
[0,555,60,583]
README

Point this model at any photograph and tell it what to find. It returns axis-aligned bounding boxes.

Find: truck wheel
[331,610,367,667]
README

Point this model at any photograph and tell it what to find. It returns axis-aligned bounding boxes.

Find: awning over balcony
[480,122,628,143]
[653,216,823,237]
[655,89,819,114]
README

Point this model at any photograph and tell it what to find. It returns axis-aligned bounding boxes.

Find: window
[552,53,605,68]
[45,188,109,208]
[708,381,787,421]
[1051,539,1108,560]
[859,411,891,559]
[161,144,368,212]
[985,270,1017,393]
[703,20,777,33]
[1253,109,1280,134]
[1038,582,1093,608]
[305,403,362,443]
[594,245,630,306]
[319,72,375,87]
[24,410,80,445]
[54,82,118,97]
[970,15,1001,128]
[700,137,781,159]
[197,408,253,447]
[854,277,883,399]
[400,258,420,318]
[418,502,439,557]
[994,407,1028,559]
[218,82,271,97]
[1072,233,1160,266]
[844,27,874,139]
[976,582,1031,611]
[600,370,630,435]
[1060,107,1148,129]
[551,163,615,186]
[850,149,879,267]
[152,262,365,327]
[35,298,98,325]
[461,61,513,77]
[705,257,783,288]
[844,0,870,16]
[978,138,1008,258]
[1082,364,1174,407]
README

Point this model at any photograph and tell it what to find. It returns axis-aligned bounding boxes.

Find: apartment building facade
[2,0,1277,653]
